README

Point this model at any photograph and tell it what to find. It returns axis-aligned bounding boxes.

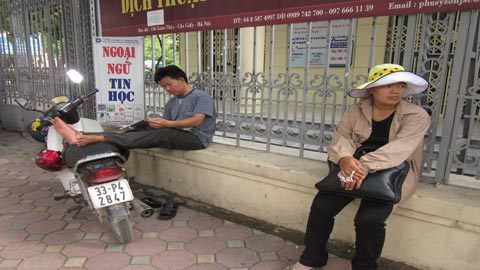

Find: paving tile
[80,221,112,233]
[26,233,44,241]
[124,238,166,256]
[0,203,34,214]
[0,241,46,259]
[20,190,52,200]
[245,234,286,252]
[186,236,226,254]
[130,256,150,265]
[253,229,266,235]
[0,197,21,207]
[198,229,214,237]
[33,206,49,212]
[42,229,85,245]
[185,263,228,270]
[84,232,102,240]
[167,242,184,250]
[101,229,142,244]
[188,216,224,230]
[0,259,21,268]
[11,223,28,230]
[11,211,49,224]
[259,251,278,261]
[277,244,304,264]
[251,260,286,270]
[17,253,65,270]
[0,220,11,231]
[106,244,125,252]
[62,240,106,257]
[0,214,15,221]
[134,218,171,233]
[197,254,215,263]
[174,206,200,221]
[120,265,157,270]
[65,223,82,230]
[64,257,87,268]
[0,190,9,198]
[0,230,28,245]
[6,183,34,194]
[159,227,198,242]
[34,197,63,207]
[48,214,65,220]
[84,253,131,270]
[1,179,29,188]
[26,219,65,234]
[142,232,158,238]
[227,240,245,248]
[151,250,196,269]
[0,158,11,165]
[45,244,64,253]
[215,224,253,240]
[173,220,187,227]
[216,247,259,268]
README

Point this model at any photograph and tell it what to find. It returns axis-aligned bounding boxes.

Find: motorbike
[15,69,135,243]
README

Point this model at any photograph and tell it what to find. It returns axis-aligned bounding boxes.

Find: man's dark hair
[154,65,188,84]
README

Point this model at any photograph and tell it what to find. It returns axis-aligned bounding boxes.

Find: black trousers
[104,128,205,150]
[64,128,204,167]
[299,192,394,270]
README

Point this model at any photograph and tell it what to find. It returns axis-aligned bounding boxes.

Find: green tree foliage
[144,34,179,68]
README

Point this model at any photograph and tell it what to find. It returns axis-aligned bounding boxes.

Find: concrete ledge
[125,143,480,270]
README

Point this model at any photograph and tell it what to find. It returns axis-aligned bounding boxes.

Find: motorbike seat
[64,143,129,168]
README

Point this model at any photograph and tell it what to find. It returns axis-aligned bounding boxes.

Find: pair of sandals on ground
[140,197,178,220]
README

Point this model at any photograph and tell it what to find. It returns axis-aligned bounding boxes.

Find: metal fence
[0,0,479,189]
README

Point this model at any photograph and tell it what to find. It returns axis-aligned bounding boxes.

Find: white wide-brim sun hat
[349,63,429,98]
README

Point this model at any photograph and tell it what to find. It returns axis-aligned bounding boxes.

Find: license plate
[87,179,134,209]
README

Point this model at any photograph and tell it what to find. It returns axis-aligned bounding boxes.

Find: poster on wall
[93,37,144,125]
[290,20,352,67]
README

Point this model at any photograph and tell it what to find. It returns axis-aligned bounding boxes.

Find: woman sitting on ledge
[287,63,431,270]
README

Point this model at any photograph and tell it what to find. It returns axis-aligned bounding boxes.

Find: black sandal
[157,202,178,220]
[140,197,163,208]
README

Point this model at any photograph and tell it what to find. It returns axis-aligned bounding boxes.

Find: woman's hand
[338,156,367,190]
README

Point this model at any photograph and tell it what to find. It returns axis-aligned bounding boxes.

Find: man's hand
[147,118,171,129]
[338,156,367,190]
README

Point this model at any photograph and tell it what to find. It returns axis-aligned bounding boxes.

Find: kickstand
[66,204,83,219]
[54,193,83,204]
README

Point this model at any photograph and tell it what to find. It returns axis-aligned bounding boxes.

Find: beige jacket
[327,97,431,203]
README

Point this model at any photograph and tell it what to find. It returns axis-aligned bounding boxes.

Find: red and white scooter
[16,70,135,243]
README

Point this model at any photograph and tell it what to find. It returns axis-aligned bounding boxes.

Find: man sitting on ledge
[54,65,216,151]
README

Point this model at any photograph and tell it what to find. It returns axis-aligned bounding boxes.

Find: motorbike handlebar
[71,89,99,107]
[37,119,52,130]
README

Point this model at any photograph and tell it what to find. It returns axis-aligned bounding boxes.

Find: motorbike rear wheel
[107,204,133,243]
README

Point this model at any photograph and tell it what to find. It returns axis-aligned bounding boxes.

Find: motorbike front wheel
[106,203,133,243]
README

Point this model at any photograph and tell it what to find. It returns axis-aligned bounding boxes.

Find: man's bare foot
[76,134,106,147]
[52,117,81,144]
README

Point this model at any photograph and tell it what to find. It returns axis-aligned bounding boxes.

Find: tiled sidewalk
[0,129,352,270]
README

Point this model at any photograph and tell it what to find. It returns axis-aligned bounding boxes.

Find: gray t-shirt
[163,88,216,148]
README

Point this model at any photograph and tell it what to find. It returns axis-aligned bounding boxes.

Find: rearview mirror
[66,69,84,84]
[15,98,35,110]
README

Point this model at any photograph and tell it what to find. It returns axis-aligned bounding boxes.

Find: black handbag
[315,145,410,203]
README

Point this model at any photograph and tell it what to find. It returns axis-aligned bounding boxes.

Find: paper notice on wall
[147,9,164,26]
[290,19,352,67]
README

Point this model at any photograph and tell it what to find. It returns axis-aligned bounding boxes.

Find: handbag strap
[353,145,379,159]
